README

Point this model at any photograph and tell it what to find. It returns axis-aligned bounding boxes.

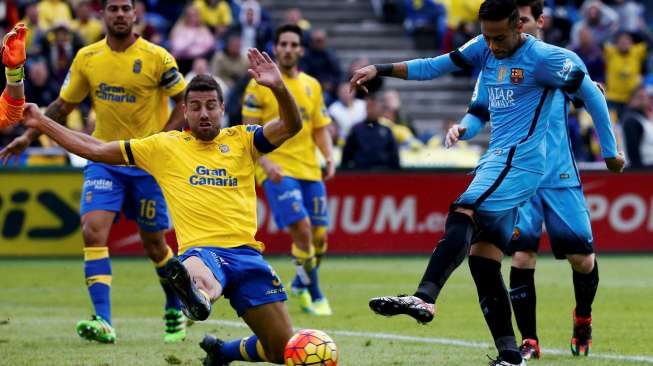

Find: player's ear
[536,15,544,30]
[181,102,188,119]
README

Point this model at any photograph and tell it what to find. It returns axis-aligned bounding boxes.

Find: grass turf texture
[0,256,652,365]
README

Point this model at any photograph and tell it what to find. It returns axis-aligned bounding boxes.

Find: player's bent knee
[512,250,536,269]
[312,226,328,255]
[567,253,595,274]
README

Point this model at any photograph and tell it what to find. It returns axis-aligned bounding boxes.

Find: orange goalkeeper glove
[2,23,28,83]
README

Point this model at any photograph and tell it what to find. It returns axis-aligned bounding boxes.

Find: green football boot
[291,287,313,314]
[76,315,116,344]
[163,308,187,343]
[311,298,333,316]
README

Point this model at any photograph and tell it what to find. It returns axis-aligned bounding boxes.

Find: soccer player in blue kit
[446,0,605,358]
[351,0,624,364]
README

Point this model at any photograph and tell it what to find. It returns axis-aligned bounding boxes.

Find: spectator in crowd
[19,1,43,52]
[71,1,103,45]
[541,6,572,47]
[571,26,606,83]
[227,0,273,55]
[372,0,406,24]
[38,0,72,30]
[24,59,59,107]
[439,0,482,52]
[341,92,400,170]
[610,0,647,35]
[185,58,229,101]
[193,0,232,35]
[381,89,416,135]
[605,31,647,119]
[210,33,249,89]
[623,86,653,168]
[403,0,447,50]
[301,29,342,104]
[37,22,84,86]
[328,82,367,143]
[285,8,311,32]
[134,0,161,43]
[570,0,619,48]
[169,4,215,75]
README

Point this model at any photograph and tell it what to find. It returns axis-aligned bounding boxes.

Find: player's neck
[507,33,527,58]
[279,65,299,78]
[106,33,138,52]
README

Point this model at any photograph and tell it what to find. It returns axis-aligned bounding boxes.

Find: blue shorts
[179,246,288,317]
[455,163,542,252]
[80,162,170,232]
[511,187,593,259]
[262,177,328,229]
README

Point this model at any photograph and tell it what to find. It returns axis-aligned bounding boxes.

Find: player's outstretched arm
[573,75,625,172]
[246,48,302,146]
[21,103,125,165]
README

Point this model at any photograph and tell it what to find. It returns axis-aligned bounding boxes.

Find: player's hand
[349,65,377,94]
[323,158,335,180]
[0,134,30,165]
[2,23,27,68]
[21,103,43,129]
[247,48,283,91]
[445,125,467,148]
[262,159,283,183]
[605,151,625,173]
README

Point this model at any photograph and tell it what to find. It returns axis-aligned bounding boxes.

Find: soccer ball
[284,329,338,366]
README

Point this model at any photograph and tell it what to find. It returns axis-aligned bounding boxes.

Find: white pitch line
[202,319,653,364]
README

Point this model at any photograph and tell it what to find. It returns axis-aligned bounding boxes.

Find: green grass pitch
[1,255,652,365]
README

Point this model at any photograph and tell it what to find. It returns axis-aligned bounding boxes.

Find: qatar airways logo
[488,87,515,109]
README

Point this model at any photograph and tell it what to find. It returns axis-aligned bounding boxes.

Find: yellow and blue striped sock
[154,246,182,311]
[221,335,267,362]
[83,247,112,325]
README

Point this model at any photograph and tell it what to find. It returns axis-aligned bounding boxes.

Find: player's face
[481,18,523,59]
[274,32,303,70]
[517,6,543,38]
[184,90,224,141]
[102,0,135,38]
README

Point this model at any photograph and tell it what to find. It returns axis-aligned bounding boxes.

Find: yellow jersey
[242,72,331,182]
[120,126,265,254]
[605,43,647,103]
[194,0,233,28]
[60,37,187,142]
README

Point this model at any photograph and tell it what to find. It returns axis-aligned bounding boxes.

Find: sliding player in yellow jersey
[20,48,304,365]
[243,24,335,316]
[1,0,188,343]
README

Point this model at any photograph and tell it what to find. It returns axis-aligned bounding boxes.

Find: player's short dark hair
[185,74,224,103]
[275,24,303,45]
[479,0,520,26]
[515,0,544,20]
[101,0,135,9]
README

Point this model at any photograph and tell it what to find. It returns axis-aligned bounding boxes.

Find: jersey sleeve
[158,48,186,97]
[242,80,265,120]
[59,53,90,103]
[467,72,490,122]
[241,124,276,161]
[406,35,487,80]
[120,134,163,176]
[311,81,331,128]
[534,46,587,93]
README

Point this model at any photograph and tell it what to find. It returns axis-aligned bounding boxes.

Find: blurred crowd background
[1,0,653,169]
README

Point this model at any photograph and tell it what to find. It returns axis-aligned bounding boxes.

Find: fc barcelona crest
[510,68,524,84]
[133,59,142,74]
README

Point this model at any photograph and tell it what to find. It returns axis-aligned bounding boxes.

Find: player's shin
[291,243,316,286]
[213,335,268,363]
[154,246,183,311]
[414,211,475,304]
[509,266,538,341]
[469,255,521,364]
[573,259,599,318]
[83,247,112,324]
